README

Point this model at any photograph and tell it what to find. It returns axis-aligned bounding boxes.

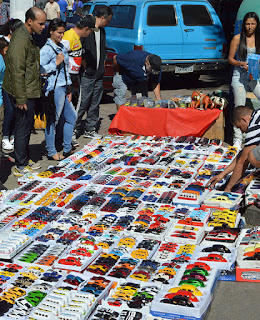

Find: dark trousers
[9,95,35,168]
[130,81,148,97]
[75,76,103,133]
[2,89,15,137]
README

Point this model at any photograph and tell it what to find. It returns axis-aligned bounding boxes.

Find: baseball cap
[77,15,99,31]
[148,54,162,75]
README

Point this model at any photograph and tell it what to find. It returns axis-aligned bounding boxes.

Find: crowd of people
[43,0,85,22]
[0,4,259,196]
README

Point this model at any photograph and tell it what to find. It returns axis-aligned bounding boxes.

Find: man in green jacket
[3,6,46,177]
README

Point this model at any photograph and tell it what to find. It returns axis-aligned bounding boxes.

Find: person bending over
[113,50,162,110]
[207,106,260,191]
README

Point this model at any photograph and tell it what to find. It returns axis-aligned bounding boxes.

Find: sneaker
[83,130,102,139]
[72,129,80,140]
[13,165,33,177]
[2,139,14,151]
[28,159,41,170]
[71,139,79,148]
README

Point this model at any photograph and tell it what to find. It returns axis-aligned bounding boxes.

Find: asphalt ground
[0,72,259,319]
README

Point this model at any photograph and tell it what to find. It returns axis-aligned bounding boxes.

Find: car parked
[83,0,227,85]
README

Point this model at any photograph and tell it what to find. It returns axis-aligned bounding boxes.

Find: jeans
[75,76,103,133]
[60,11,66,22]
[231,67,260,140]
[2,89,14,138]
[113,74,127,106]
[9,95,35,169]
[45,86,76,157]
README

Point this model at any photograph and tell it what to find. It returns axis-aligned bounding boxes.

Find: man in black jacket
[74,6,113,139]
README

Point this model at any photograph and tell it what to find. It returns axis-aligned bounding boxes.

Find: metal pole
[10,0,34,21]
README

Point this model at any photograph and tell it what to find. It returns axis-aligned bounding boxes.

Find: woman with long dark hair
[228,12,260,148]
[40,18,76,160]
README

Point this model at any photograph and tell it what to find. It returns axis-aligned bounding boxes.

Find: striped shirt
[245,109,260,147]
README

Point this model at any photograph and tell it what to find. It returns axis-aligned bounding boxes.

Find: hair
[95,6,113,19]
[47,18,66,38]
[25,6,45,22]
[232,106,254,124]
[76,15,95,29]
[0,37,9,56]
[237,12,260,61]
[0,19,23,36]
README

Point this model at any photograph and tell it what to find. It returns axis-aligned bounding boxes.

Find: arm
[7,39,28,106]
[153,83,162,100]
[206,157,237,188]
[224,146,256,191]
[228,34,248,70]
[113,55,120,73]
[40,46,59,74]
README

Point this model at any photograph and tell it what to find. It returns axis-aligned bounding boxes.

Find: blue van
[83,0,227,76]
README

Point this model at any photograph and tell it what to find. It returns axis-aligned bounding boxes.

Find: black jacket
[81,27,107,79]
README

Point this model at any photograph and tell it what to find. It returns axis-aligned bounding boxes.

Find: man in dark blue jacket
[113,50,162,110]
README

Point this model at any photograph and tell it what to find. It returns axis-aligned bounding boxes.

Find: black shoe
[31,128,38,134]
[63,150,74,158]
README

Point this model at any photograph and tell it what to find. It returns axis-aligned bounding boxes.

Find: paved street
[0,71,259,320]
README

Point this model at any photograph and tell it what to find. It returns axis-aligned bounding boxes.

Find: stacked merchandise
[124,90,228,110]
[0,135,259,320]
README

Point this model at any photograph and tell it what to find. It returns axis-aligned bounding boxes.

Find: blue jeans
[60,11,66,22]
[231,67,260,140]
[45,86,76,157]
[113,74,127,106]
[2,89,15,138]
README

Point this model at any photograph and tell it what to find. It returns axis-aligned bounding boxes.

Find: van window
[109,5,136,29]
[147,5,177,26]
[181,5,213,26]
[82,5,91,16]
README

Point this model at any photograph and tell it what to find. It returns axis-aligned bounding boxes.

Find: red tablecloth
[108,106,222,137]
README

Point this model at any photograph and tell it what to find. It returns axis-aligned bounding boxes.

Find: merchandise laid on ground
[0,135,259,320]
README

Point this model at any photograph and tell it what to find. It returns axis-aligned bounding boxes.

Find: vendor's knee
[248,148,260,168]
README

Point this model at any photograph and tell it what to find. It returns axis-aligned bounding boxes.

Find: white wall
[10,0,34,21]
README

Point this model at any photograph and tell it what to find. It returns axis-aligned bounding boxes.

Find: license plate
[175,65,194,73]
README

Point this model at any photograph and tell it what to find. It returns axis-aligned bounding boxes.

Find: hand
[17,104,27,111]
[224,186,232,192]
[67,93,72,103]
[241,62,248,71]
[206,173,225,188]
[56,53,64,66]
[81,59,87,70]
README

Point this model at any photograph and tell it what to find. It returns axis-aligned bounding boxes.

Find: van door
[177,1,225,59]
[143,1,183,60]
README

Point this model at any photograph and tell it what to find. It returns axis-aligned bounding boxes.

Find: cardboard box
[236,267,260,282]
[248,54,260,80]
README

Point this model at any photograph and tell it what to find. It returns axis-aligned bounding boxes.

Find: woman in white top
[228,12,260,147]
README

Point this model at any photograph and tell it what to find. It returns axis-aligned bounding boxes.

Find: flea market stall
[0,134,259,320]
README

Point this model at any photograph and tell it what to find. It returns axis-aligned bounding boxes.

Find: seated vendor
[113,50,162,110]
[207,106,260,190]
